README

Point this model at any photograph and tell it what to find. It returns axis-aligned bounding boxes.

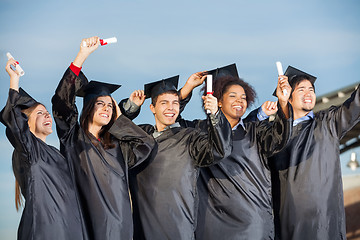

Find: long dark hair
[202,75,257,108]
[80,96,116,149]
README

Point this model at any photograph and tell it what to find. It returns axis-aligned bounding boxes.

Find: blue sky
[1,0,360,239]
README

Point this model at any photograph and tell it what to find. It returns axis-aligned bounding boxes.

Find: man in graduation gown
[109,76,233,240]
[269,66,360,240]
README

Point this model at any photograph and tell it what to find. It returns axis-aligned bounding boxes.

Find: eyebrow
[96,100,113,105]
[228,92,246,96]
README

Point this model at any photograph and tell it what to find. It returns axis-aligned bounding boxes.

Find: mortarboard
[273,65,317,96]
[76,80,121,106]
[144,75,179,100]
[206,63,239,80]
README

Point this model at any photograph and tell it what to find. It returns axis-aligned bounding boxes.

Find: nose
[103,105,113,111]
[44,112,51,118]
[167,103,174,110]
[304,90,312,96]
[236,97,244,103]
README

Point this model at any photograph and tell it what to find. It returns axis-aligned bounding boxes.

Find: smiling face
[91,96,114,128]
[27,104,53,141]
[289,79,316,119]
[219,84,247,127]
[150,92,179,132]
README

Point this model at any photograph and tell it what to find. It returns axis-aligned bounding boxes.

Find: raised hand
[202,94,218,115]
[130,90,146,107]
[261,101,278,116]
[73,36,100,68]
[180,71,207,100]
[6,59,21,91]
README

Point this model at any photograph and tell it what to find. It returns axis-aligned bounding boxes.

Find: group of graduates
[1,36,359,240]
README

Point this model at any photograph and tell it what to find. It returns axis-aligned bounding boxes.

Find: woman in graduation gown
[1,58,86,240]
[51,36,155,240]
[177,68,293,240]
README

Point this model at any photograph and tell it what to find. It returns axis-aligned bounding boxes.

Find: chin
[302,106,314,112]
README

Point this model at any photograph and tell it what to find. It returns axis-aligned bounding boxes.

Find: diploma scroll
[276,61,287,96]
[206,75,213,114]
[6,52,25,76]
[82,37,118,47]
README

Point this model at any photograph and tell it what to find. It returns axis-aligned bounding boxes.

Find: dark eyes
[95,101,113,108]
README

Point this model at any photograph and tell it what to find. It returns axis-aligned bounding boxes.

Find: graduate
[110,76,233,240]
[51,36,155,240]
[269,66,360,240]
[177,64,293,240]
[1,58,86,240]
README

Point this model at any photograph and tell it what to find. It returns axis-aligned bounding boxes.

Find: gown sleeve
[189,110,233,167]
[256,102,293,158]
[0,88,38,162]
[51,67,88,140]
[108,115,156,169]
[325,83,360,139]
[119,98,141,120]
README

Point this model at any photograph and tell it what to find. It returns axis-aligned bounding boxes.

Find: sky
[1,0,360,239]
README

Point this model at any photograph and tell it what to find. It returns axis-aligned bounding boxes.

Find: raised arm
[1,59,38,157]
[179,71,207,100]
[276,75,292,119]
[6,58,21,92]
[189,94,233,167]
[108,115,156,169]
[119,90,145,120]
[329,83,360,139]
[51,36,99,139]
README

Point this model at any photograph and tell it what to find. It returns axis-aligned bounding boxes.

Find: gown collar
[153,122,181,138]
[293,111,314,126]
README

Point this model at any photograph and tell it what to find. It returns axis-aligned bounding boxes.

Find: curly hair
[201,75,257,107]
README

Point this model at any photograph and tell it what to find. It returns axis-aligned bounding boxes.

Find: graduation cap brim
[272,65,317,97]
[76,80,121,105]
[144,75,179,99]
[206,63,239,79]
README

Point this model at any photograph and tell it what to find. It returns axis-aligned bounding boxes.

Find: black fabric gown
[52,68,155,240]
[178,104,292,240]
[269,84,360,240]
[1,88,86,240]
[110,111,233,240]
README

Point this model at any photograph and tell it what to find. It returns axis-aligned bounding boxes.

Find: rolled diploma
[206,75,213,114]
[82,37,118,47]
[276,61,287,96]
[101,37,117,45]
[6,52,25,76]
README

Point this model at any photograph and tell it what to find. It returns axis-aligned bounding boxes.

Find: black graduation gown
[52,68,155,240]
[269,84,360,240]
[1,88,85,240]
[109,111,233,240]
[187,105,292,240]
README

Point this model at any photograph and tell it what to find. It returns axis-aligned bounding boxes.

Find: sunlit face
[219,84,247,123]
[150,93,179,132]
[27,105,53,139]
[289,80,316,115]
[91,96,114,127]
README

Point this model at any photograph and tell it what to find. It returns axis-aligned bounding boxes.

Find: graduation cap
[76,80,121,106]
[273,65,317,96]
[206,63,239,79]
[144,75,179,100]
